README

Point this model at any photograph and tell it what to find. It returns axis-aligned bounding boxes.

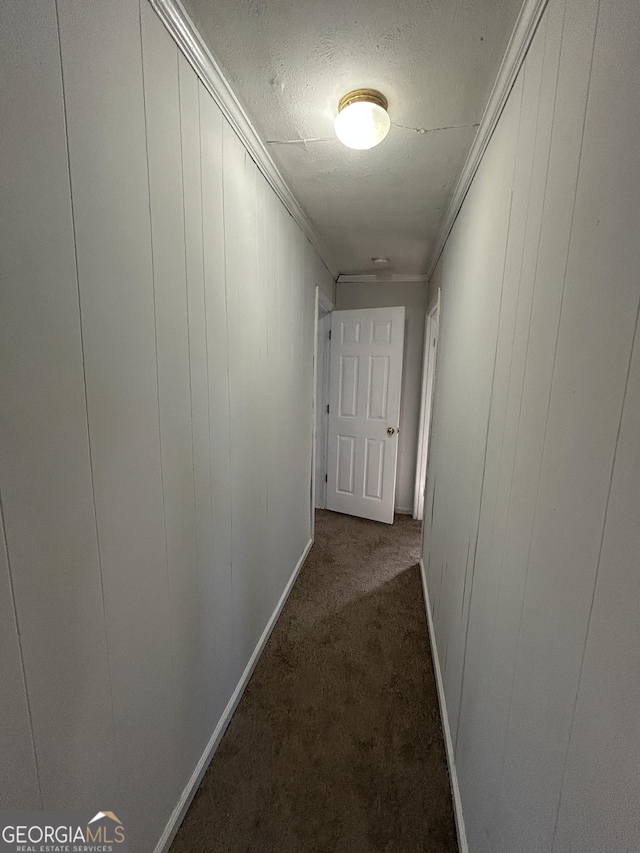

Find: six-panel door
[326,306,405,524]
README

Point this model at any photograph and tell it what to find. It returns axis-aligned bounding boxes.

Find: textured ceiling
[181,0,524,276]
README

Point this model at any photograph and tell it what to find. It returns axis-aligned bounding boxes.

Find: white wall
[0,0,333,849]
[422,0,640,850]
[336,280,428,512]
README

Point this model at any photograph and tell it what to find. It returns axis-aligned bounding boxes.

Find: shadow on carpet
[170,510,458,853]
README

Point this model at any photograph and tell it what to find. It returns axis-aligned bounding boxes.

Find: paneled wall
[422,0,640,850]
[0,1,334,850]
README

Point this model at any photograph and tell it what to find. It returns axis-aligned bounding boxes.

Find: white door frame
[312,287,334,532]
[414,291,440,520]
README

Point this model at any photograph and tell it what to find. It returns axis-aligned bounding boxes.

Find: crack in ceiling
[182,0,525,276]
[266,123,480,145]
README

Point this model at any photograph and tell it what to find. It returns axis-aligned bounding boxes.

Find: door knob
[387,427,396,436]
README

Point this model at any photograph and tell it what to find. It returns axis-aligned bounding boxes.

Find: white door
[326,306,405,524]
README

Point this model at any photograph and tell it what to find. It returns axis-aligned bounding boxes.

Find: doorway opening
[414,293,440,521]
[314,289,333,513]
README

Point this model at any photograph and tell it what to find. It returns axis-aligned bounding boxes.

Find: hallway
[170,511,458,852]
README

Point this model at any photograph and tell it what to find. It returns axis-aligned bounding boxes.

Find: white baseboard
[154,537,314,853]
[394,506,413,515]
[419,558,470,853]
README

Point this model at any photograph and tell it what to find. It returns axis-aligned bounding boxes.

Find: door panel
[327,307,405,524]
[368,356,390,419]
[364,438,385,499]
[339,356,359,417]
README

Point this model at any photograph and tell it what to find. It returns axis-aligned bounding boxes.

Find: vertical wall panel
[467,0,599,841]
[455,4,565,841]
[449,62,528,838]
[497,0,632,843]
[546,0,640,846]
[3,0,333,847]
[0,512,39,809]
[57,0,178,844]
[178,55,217,733]
[554,332,640,853]
[141,2,203,779]
[254,169,274,602]
[274,204,297,582]
[0,0,118,809]
[426,77,519,744]
[424,0,640,850]
[264,187,289,607]
[223,126,269,668]
[199,90,236,705]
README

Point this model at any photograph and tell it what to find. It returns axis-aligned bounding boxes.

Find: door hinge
[328,330,332,340]
[326,404,330,414]
[325,474,328,483]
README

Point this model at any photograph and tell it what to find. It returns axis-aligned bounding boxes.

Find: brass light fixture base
[338,88,388,113]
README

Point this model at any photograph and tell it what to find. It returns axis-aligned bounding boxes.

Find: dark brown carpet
[170,510,458,853]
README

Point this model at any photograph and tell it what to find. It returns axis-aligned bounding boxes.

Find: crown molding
[337,274,428,284]
[147,0,340,281]
[426,0,550,280]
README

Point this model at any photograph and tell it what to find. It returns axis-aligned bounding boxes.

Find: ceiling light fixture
[334,89,390,150]
[372,257,390,266]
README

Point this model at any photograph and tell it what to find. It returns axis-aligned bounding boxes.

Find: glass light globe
[334,100,391,150]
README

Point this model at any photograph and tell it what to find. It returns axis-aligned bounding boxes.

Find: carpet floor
[170,510,458,853]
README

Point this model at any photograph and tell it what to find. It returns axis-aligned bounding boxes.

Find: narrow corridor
[170,510,458,853]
